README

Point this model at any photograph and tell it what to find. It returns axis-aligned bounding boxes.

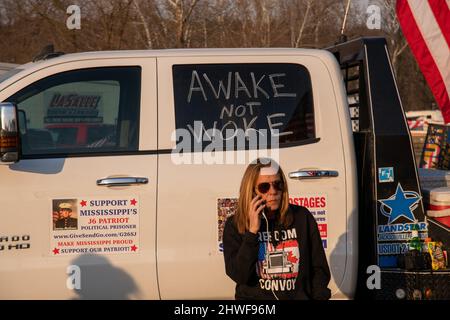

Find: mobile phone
[253,193,266,216]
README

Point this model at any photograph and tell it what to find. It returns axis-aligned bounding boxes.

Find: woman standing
[223,158,331,300]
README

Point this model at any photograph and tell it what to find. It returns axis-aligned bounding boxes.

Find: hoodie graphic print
[256,227,300,292]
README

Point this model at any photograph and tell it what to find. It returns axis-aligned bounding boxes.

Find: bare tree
[378,0,409,71]
[165,0,201,48]
[278,0,344,48]
[293,0,312,48]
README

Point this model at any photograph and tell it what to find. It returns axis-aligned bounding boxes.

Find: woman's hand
[248,195,266,234]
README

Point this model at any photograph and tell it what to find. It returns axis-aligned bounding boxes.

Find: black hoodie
[223,204,331,300]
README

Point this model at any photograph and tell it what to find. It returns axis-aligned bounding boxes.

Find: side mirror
[0,102,19,164]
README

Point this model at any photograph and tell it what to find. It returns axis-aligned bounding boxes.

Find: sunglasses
[256,180,284,194]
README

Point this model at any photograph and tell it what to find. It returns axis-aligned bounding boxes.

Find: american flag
[396,0,450,123]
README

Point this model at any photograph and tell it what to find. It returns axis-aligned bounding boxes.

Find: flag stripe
[407,0,450,98]
[397,0,450,123]
[428,0,450,48]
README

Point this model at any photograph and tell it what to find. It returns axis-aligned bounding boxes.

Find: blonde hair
[235,158,291,234]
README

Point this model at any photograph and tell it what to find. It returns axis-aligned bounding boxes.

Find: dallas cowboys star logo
[378,183,421,224]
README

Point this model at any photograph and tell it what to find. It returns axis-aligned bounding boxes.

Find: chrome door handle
[289,170,339,180]
[97,177,148,186]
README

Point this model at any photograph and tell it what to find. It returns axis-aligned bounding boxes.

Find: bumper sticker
[50,197,139,256]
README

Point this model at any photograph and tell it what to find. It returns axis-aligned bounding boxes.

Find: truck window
[6,67,141,156]
[172,63,314,150]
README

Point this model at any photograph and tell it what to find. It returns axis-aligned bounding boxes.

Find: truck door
[0,58,159,299]
[157,52,357,299]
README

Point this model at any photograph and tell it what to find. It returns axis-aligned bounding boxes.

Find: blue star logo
[378,183,421,224]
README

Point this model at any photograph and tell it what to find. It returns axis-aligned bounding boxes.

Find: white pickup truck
[1,37,446,300]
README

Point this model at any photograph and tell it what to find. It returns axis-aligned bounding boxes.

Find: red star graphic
[80,200,87,207]
[131,245,138,252]
[53,248,60,255]
[130,199,137,206]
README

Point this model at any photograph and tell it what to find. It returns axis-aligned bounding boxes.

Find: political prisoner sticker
[50,197,139,256]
